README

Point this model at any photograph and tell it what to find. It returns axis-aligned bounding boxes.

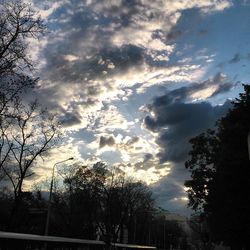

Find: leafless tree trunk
[0,101,59,229]
[1,0,46,180]
[0,76,35,177]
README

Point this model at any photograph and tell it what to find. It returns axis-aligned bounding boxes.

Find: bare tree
[2,101,59,200]
[0,0,45,76]
[0,76,36,183]
[0,100,60,230]
[0,0,46,175]
[0,0,46,182]
[0,0,60,231]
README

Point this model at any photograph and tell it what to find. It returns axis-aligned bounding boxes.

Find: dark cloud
[125,136,140,146]
[131,153,157,171]
[40,0,149,89]
[144,83,232,163]
[218,53,242,69]
[60,112,82,127]
[140,72,234,110]
[43,43,144,84]
[156,105,229,163]
[99,136,116,148]
[211,81,238,97]
[162,72,235,102]
[229,53,241,63]
[39,0,202,115]
[152,165,192,215]
[166,30,183,41]
[39,3,121,86]
[99,45,144,73]
[199,29,208,35]
[143,153,153,163]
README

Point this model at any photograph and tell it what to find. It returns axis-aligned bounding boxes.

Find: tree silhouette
[0,0,45,76]
[0,1,60,232]
[0,76,37,180]
[185,85,250,249]
[53,162,155,246]
[1,101,59,230]
[0,0,46,178]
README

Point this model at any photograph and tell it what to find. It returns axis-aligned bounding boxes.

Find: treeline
[0,161,187,249]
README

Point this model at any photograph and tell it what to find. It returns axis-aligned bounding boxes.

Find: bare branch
[0,0,46,75]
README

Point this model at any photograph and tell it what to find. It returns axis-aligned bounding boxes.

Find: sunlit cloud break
[22,0,250,215]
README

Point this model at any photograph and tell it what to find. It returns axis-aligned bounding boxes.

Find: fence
[0,231,157,250]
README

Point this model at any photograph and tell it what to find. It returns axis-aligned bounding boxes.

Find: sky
[26,0,250,215]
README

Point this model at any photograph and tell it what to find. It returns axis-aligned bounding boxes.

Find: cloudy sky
[28,0,250,215]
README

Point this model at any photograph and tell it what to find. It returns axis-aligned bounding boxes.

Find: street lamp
[248,131,250,160]
[44,157,74,235]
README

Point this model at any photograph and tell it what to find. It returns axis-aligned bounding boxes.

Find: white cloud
[64,54,80,62]
[116,159,171,185]
[31,0,232,135]
[25,0,234,213]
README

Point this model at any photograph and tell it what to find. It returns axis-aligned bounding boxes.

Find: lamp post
[248,131,250,160]
[44,157,73,236]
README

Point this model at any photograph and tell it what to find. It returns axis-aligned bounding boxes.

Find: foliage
[149,212,186,249]
[185,84,250,248]
[185,129,218,211]
[52,162,155,245]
